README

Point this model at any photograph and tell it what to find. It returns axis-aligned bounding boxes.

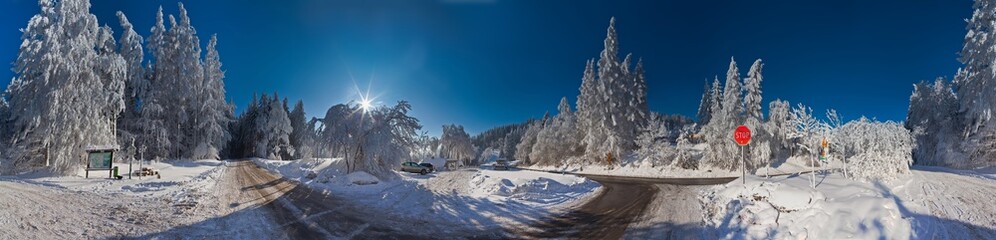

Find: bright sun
[359,98,373,111]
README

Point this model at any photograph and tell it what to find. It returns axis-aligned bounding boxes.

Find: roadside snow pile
[346,171,380,185]
[700,174,912,239]
[467,169,598,205]
[251,158,341,183]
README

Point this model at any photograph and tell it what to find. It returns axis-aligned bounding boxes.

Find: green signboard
[88,151,112,169]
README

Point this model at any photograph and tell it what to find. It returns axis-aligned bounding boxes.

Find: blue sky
[0,0,972,135]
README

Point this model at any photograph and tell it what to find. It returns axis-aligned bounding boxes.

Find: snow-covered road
[173,160,441,239]
[890,167,996,239]
[516,173,738,239]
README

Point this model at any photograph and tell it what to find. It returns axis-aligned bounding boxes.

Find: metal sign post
[733,125,752,184]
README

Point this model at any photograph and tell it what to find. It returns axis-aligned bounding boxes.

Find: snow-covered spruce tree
[702,58,745,171]
[697,79,714,126]
[191,34,234,160]
[709,76,723,121]
[906,78,962,166]
[4,0,124,174]
[530,97,583,166]
[95,24,128,146]
[836,117,914,181]
[722,57,745,125]
[577,17,650,164]
[953,0,996,168]
[256,94,294,160]
[743,59,769,171]
[166,3,205,159]
[289,100,314,159]
[137,6,172,160]
[115,11,147,147]
[139,3,234,160]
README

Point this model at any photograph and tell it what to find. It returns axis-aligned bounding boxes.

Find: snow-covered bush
[673,137,698,170]
[531,97,584,166]
[836,118,913,181]
[635,116,676,168]
[765,100,793,162]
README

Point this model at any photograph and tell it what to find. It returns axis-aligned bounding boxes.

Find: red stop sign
[734,125,751,146]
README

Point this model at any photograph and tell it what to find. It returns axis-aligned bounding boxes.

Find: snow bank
[251,158,342,183]
[700,174,912,239]
[467,169,599,206]
[346,171,379,185]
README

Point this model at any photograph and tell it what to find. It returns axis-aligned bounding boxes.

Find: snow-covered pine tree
[723,57,744,125]
[168,3,206,158]
[577,17,649,164]
[289,100,313,159]
[697,79,713,126]
[703,58,745,171]
[708,76,723,129]
[632,58,650,127]
[139,6,173,160]
[952,0,996,167]
[192,34,233,159]
[115,11,146,146]
[743,59,767,170]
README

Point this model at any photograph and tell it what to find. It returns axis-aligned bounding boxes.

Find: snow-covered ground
[0,159,228,239]
[699,166,996,239]
[251,158,601,233]
[526,155,830,179]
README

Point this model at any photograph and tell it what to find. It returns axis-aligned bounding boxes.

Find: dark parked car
[400,161,430,175]
[493,159,510,170]
[418,163,435,173]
